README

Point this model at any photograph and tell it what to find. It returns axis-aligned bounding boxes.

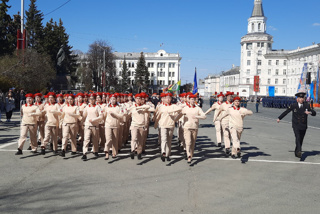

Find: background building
[114,50,181,93]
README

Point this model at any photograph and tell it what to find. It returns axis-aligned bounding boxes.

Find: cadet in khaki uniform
[15,94,42,155]
[128,93,150,160]
[156,93,182,162]
[56,94,65,144]
[59,94,81,157]
[205,92,224,147]
[81,93,102,160]
[213,91,233,155]
[153,93,166,146]
[96,92,106,151]
[34,93,45,147]
[219,97,253,158]
[76,93,87,149]
[41,92,61,154]
[102,94,124,159]
[175,94,206,164]
[176,93,187,149]
[140,93,155,153]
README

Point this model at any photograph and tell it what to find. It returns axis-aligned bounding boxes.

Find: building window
[276,60,279,65]
[282,88,286,94]
[172,80,175,84]
[283,79,286,84]
[246,43,252,50]
[257,60,262,66]
[148,62,154,68]
[168,80,171,85]
[268,60,272,66]
[268,69,271,75]
[169,63,175,68]
[275,78,278,84]
[268,79,271,84]
[258,23,261,30]
[246,69,250,75]
[284,60,287,66]
[247,60,251,66]
[151,72,154,77]
[261,43,264,47]
[268,43,272,49]
[246,78,250,84]
[172,72,175,77]
[258,51,262,56]
[169,72,171,77]
[275,69,279,75]
[283,69,286,75]
[275,87,278,94]
[158,63,165,68]
[257,69,261,74]
[247,51,251,57]
[251,23,254,32]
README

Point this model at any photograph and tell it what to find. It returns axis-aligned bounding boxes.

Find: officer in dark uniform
[277,91,316,158]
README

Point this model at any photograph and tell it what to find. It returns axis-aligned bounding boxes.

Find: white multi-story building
[114,50,181,92]
[220,66,240,95]
[239,0,320,97]
[204,75,220,98]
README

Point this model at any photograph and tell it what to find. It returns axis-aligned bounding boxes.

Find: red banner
[254,76,259,92]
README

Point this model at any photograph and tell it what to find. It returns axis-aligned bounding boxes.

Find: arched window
[251,23,254,32]
[258,23,261,31]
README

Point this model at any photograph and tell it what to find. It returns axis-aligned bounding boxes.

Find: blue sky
[7,0,320,84]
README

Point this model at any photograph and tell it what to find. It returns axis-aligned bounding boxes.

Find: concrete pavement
[0,103,320,214]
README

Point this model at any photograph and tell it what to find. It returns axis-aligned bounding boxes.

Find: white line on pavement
[2,149,320,165]
[0,140,18,149]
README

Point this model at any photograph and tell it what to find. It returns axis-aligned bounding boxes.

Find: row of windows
[247,60,287,67]
[117,62,176,69]
[246,43,272,50]
[157,80,175,85]
[157,72,175,77]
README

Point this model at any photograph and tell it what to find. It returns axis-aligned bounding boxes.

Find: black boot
[15,149,23,155]
[225,148,231,156]
[138,154,142,160]
[130,152,135,159]
[27,146,32,150]
[167,156,171,161]
[60,150,65,157]
[94,152,99,157]
[71,152,77,155]
[161,155,165,162]
[41,148,45,155]
[231,154,237,159]
[81,155,87,160]
[217,143,221,147]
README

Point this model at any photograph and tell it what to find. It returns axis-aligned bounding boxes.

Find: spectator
[256,96,261,113]
[198,95,204,108]
[5,92,15,122]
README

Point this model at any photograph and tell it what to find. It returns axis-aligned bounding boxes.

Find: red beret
[225,91,233,96]
[189,94,197,99]
[89,93,96,98]
[68,94,75,99]
[76,93,84,97]
[160,93,166,98]
[217,92,224,98]
[34,93,42,97]
[25,93,34,98]
[233,97,241,101]
[114,93,120,98]
[56,93,63,98]
[96,92,102,97]
[135,93,142,98]
[44,95,48,98]
[128,93,133,97]
[179,93,186,98]
[166,93,173,97]
[152,93,157,96]
[48,92,57,98]
[186,92,193,97]
[84,93,89,97]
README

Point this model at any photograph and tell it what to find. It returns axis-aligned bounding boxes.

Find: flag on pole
[169,80,181,92]
[192,68,198,94]
[297,63,308,92]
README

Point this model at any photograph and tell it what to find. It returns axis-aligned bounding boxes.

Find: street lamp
[96,44,106,92]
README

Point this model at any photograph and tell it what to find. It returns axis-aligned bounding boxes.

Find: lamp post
[96,44,106,91]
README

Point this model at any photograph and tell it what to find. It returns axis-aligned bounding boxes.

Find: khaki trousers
[62,123,78,152]
[230,127,243,155]
[160,127,174,156]
[83,126,99,154]
[178,121,185,148]
[214,121,223,144]
[130,126,144,154]
[158,128,161,145]
[184,128,198,158]
[78,121,84,146]
[221,123,231,149]
[18,124,38,150]
[118,124,124,150]
[99,124,106,150]
[105,127,118,155]
[37,121,45,144]
[42,126,58,151]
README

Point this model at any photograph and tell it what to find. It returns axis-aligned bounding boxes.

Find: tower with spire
[239,0,274,97]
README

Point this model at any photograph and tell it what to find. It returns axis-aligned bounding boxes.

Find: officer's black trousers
[293,128,306,153]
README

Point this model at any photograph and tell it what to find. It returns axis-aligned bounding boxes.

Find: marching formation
[15,91,253,164]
